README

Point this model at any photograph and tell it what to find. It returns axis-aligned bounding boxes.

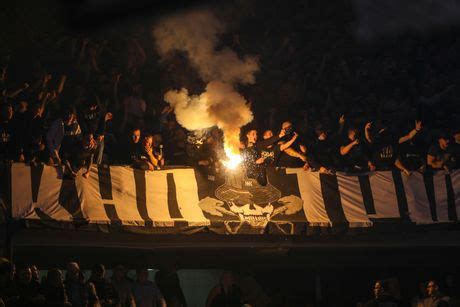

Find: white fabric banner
[11,164,460,233]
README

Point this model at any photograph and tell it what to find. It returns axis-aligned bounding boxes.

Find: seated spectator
[423,280,450,307]
[64,262,99,307]
[133,134,162,171]
[111,265,136,307]
[0,103,15,163]
[276,121,307,167]
[364,280,400,307]
[120,127,142,164]
[155,264,187,307]
[132,268,166,307]
[88,264,119,307]
[206,271,242,307]
[427,132,455,172]
[339,125,375,172]
[307,125,338,174]
[41,268,70,306]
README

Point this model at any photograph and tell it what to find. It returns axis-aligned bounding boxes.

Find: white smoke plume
[164,81,253,153]
[153,9,259,85]
[153,8,259,156]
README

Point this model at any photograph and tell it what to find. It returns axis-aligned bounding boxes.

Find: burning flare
[222,146,242,170]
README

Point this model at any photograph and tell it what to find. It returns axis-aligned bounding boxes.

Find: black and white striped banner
[11,164,460,234]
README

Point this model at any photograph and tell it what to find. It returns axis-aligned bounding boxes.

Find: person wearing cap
[427,131,455,172]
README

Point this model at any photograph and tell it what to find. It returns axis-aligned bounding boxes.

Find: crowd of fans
[0,257,459,306]
[1,1,460,180]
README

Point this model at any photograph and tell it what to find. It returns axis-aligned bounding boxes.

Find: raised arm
[340,139,358,156]
[364,122,372,143]
[398,120,422,144]
[280,133,299,151]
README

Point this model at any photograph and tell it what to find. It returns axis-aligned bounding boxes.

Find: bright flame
[222,146,242,170]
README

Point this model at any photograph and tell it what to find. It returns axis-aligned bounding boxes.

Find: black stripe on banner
[392,170,409,220]
[445,174,458,221]
[34,208,54,220]
[59,178,83,220]
[30,164,44,202]
[423,172,438,222]
[133,169,153,226]
[104,204,121,225]
[319,174,348,225]
[167,173,183,219]
[358,175,376,214]
[97,165,113,200]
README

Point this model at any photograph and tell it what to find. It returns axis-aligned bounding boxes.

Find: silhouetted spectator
[132,268,166,307]
[111,265,136,307]
[155,264,187,307]
[41,268,70,306]
[88,264,119,307]
[206,271,242,307]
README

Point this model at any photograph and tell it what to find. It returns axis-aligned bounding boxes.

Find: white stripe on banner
[402,172,433,224]
[11,163,33,218]
[145,170,172,225]
[106,166,144,225]
[367,171,400,218]
[286,169,331,226]
[336,173,372,227]
[434,171,450,223]
[170,169,208,226]
[79,166,111,223]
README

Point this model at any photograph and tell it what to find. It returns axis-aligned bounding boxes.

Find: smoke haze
[153,8,259,154]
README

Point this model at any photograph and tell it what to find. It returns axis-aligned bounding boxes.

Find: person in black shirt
[339,126,375,172]
[276,121,307,167]
[241,129,266,185]
[133,134,162,171]
[260,129,300,167]
[427,132,455,172]
[365,120,422,174]
[307,125,338,174]
[79,99,113,164]
[73,133,97,178]
[241,128,286,185]
[398,132,428,172]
